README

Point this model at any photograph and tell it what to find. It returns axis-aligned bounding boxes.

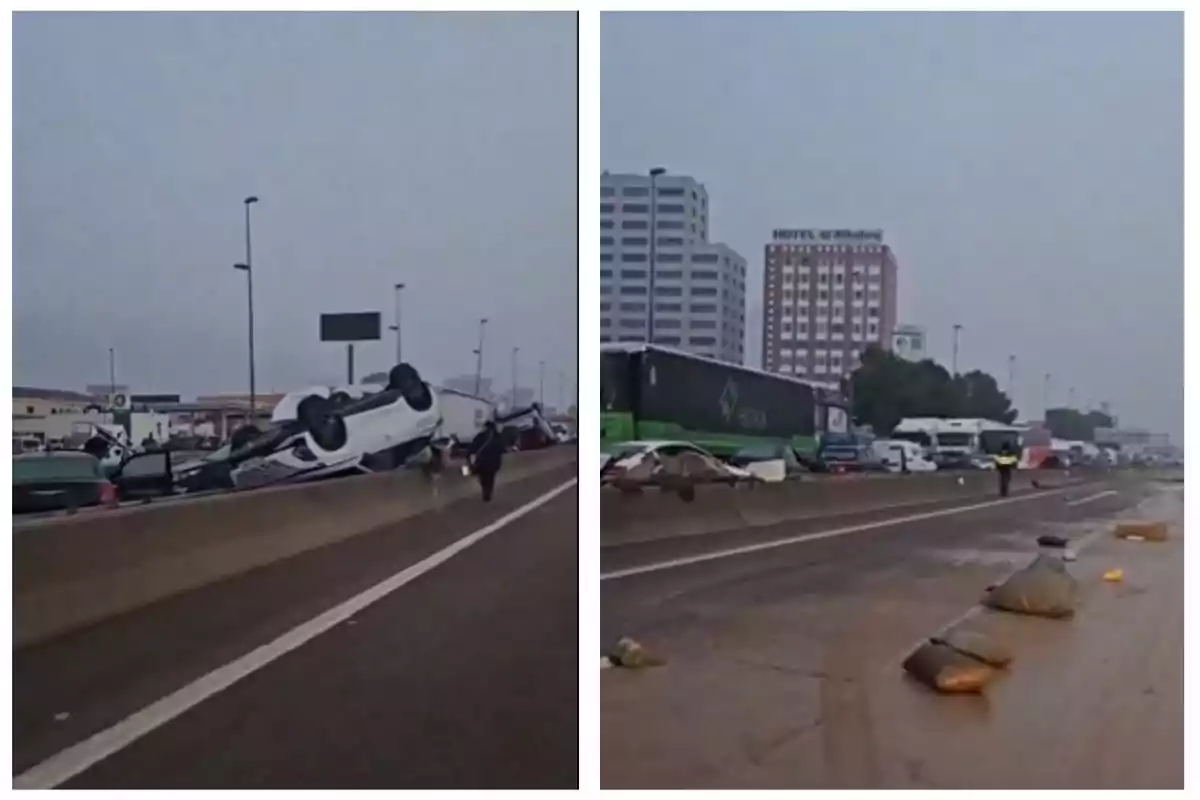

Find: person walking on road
[995,440,1020,497]
[467,420,506,502]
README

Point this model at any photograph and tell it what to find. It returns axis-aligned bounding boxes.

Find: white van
[873,439,938,472]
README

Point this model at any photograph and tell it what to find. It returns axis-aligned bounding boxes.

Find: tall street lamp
[951,323,963,376]
[510,346,520,409]
[538,359,546,407]
[388,282,406,363]
[239,195,259,422]
[473,318,488,397]
[647,166,666,344]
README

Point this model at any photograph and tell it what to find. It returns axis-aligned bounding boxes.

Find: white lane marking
[14,478,578,790]
[601,485,1081,582]
[1065,489,1118,507]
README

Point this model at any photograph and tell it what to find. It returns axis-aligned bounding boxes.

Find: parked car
[13,451,116,514]
[815,432,887,473]
[872,439,938,473]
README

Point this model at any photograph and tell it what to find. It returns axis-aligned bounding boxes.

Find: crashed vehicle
[105,362,445,495]
[600,440,756,489]
[228,363,442,489]
[495,403,560,451]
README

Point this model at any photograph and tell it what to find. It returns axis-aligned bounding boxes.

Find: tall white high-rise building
[600,171,747,364]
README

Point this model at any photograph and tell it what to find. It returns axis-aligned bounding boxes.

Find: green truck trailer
[600,343,850,457]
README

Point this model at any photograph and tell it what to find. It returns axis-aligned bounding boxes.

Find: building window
[655,302,682,312]
[657,237,685,246]
[656,318,682,329]
[693,319,717,329]
[600,286,612,295]
[601,219,614,230]
[655,335,681,345]
[600,335,613,342]
[657,203,686,214]
[690,303,717,313]
[622,220,648,230]
[620,285,647,296]
[620,318,645,329]
[657,186,685,197]
[621,253,647,263]
[692,253,719,264]
[692,270,719,280]
[657,219,685,230]
[600,318,612,328]
[600,302,611,311]
[600,254,613,263]
[622,186,650,197]
[622,237,648,246]
[654,286,683,297]
[619,302,646,312]
[620,269,647,279]
[657,269,683,279]
[622,203,649,214]
[600,236,614,246]
[691,287,718,297]
[600,269,613,278]
[657,253,683,264]
[601,186,615,197]
[868,307,880,317]
[690,336,717,346]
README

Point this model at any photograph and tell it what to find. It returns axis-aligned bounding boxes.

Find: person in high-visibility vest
[995,441,1020,497]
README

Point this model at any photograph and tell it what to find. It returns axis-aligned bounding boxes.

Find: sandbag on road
[982,554,1079,619]
[903,641,997,693]
[931,629,1014,668]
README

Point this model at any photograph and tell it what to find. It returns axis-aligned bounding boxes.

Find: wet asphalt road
[14,467,578,789]
[601,477,1181,789]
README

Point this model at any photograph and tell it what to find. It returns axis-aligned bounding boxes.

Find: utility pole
[510,346,519,409]
[1007,354,1016,397]
[538,359,545,407]
[951,323,963,376]
[473,317,488,396]
[389,282,405,363]
[1043,372,1052,418]
[647,166,666,344]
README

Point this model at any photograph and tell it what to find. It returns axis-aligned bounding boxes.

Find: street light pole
[388,282,405,363]
[1007,354,1016,397]
[647,166,666,345]
[473,317,488,396]
[1043,372,1052,418]
[241,195,259,422]
[951,323,963,376]
[538,359,545,407]
[108,347,116,400]
[510,346,519,409]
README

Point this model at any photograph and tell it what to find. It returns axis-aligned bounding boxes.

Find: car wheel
[297,395,348,452]
[387,363,433,412]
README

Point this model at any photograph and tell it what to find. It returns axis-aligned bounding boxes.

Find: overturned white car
[227,363,442,489]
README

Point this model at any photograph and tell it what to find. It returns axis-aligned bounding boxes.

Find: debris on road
[982,554,1079,619]
[607,636,665,669]
[932,628,1014,668]
[1103,568,1125,583]
[1114,521,1169,542]
[1036,534,1069,548]
[902,641,997,693]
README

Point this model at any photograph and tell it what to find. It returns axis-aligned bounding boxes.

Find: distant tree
[850,344,1017,434]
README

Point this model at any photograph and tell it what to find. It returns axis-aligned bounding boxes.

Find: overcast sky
[601,11,1182,440]
[14,12,577,406]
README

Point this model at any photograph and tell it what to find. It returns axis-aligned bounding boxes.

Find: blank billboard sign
[320,312,382,342]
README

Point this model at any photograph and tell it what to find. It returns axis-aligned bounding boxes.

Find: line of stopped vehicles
[14,363,575,516]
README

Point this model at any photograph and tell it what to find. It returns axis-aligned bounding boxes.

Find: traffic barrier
[14,446,576,647]
[602,471,1005,546]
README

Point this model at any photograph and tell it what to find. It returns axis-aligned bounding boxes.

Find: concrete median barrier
[602,471,1026,547]
[14,446,576,648]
